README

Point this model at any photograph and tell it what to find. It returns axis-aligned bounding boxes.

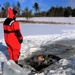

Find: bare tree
[12,2,21,17]
[3,2,10,17]
[21,7,32,20]
[4,2,10,10]
[17,1,21,16]
[1,7,6,17]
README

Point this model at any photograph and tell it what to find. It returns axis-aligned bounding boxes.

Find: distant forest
[0,2,75,18]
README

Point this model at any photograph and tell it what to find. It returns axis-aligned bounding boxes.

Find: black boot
[14,61,18,64]
[14,61,23,67]
[18,64,23,67]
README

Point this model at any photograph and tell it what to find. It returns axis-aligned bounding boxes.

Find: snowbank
[18,32,75,75]
[20,32,75,59]
[3,60,30,75]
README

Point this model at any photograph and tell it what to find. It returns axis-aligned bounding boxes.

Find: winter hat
[7,8,18,18]
[13,9,18,15]
[7,8,14,18]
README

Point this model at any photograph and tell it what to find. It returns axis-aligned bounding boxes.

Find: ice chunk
[3,60,30,75]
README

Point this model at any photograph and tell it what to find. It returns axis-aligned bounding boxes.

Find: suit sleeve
[13,22,23,43]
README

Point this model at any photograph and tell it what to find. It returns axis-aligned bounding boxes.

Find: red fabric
[4,8,23,61]
[7,8,14,18]
[4,22,21,61]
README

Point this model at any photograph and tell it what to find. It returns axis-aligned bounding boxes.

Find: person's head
[7,8,18,20]
[13,9,18,20]
[38,55,44,62]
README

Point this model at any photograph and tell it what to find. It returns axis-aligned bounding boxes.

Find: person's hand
[19,39,23,44]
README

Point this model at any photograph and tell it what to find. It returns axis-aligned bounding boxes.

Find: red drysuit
[3,8,23,62]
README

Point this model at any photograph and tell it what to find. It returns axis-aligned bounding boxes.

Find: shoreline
[0,20,74,25]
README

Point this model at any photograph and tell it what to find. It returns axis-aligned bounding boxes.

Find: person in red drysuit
[3,8,23,63]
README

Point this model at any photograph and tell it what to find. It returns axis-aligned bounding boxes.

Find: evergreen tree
[33,2,39,16]
[72,8,75,17]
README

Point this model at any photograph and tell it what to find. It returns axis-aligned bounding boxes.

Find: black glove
[19,39,23,44]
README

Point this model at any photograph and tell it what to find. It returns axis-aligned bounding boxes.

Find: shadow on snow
[0,42,8,60]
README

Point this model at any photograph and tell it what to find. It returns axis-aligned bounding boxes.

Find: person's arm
[13,22,23,43]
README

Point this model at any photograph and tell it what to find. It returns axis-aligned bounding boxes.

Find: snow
[0,17,75,75]
[3,60,30,75]
[17,17,75,24]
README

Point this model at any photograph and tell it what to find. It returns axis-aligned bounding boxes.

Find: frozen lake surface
[0,23,75,39]
[21,24,75,36]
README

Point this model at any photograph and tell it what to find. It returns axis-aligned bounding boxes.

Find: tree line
[0,2,75,18]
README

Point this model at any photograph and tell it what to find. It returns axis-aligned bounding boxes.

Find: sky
[0,0,75,12]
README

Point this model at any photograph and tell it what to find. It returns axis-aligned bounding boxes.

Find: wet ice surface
[20,24,75,36]
[1,36,75,75]
[18,33,75,75]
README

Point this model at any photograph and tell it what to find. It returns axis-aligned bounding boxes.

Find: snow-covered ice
[0,17,75,75]
[3,60,30,75]
[17,17,75,24]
